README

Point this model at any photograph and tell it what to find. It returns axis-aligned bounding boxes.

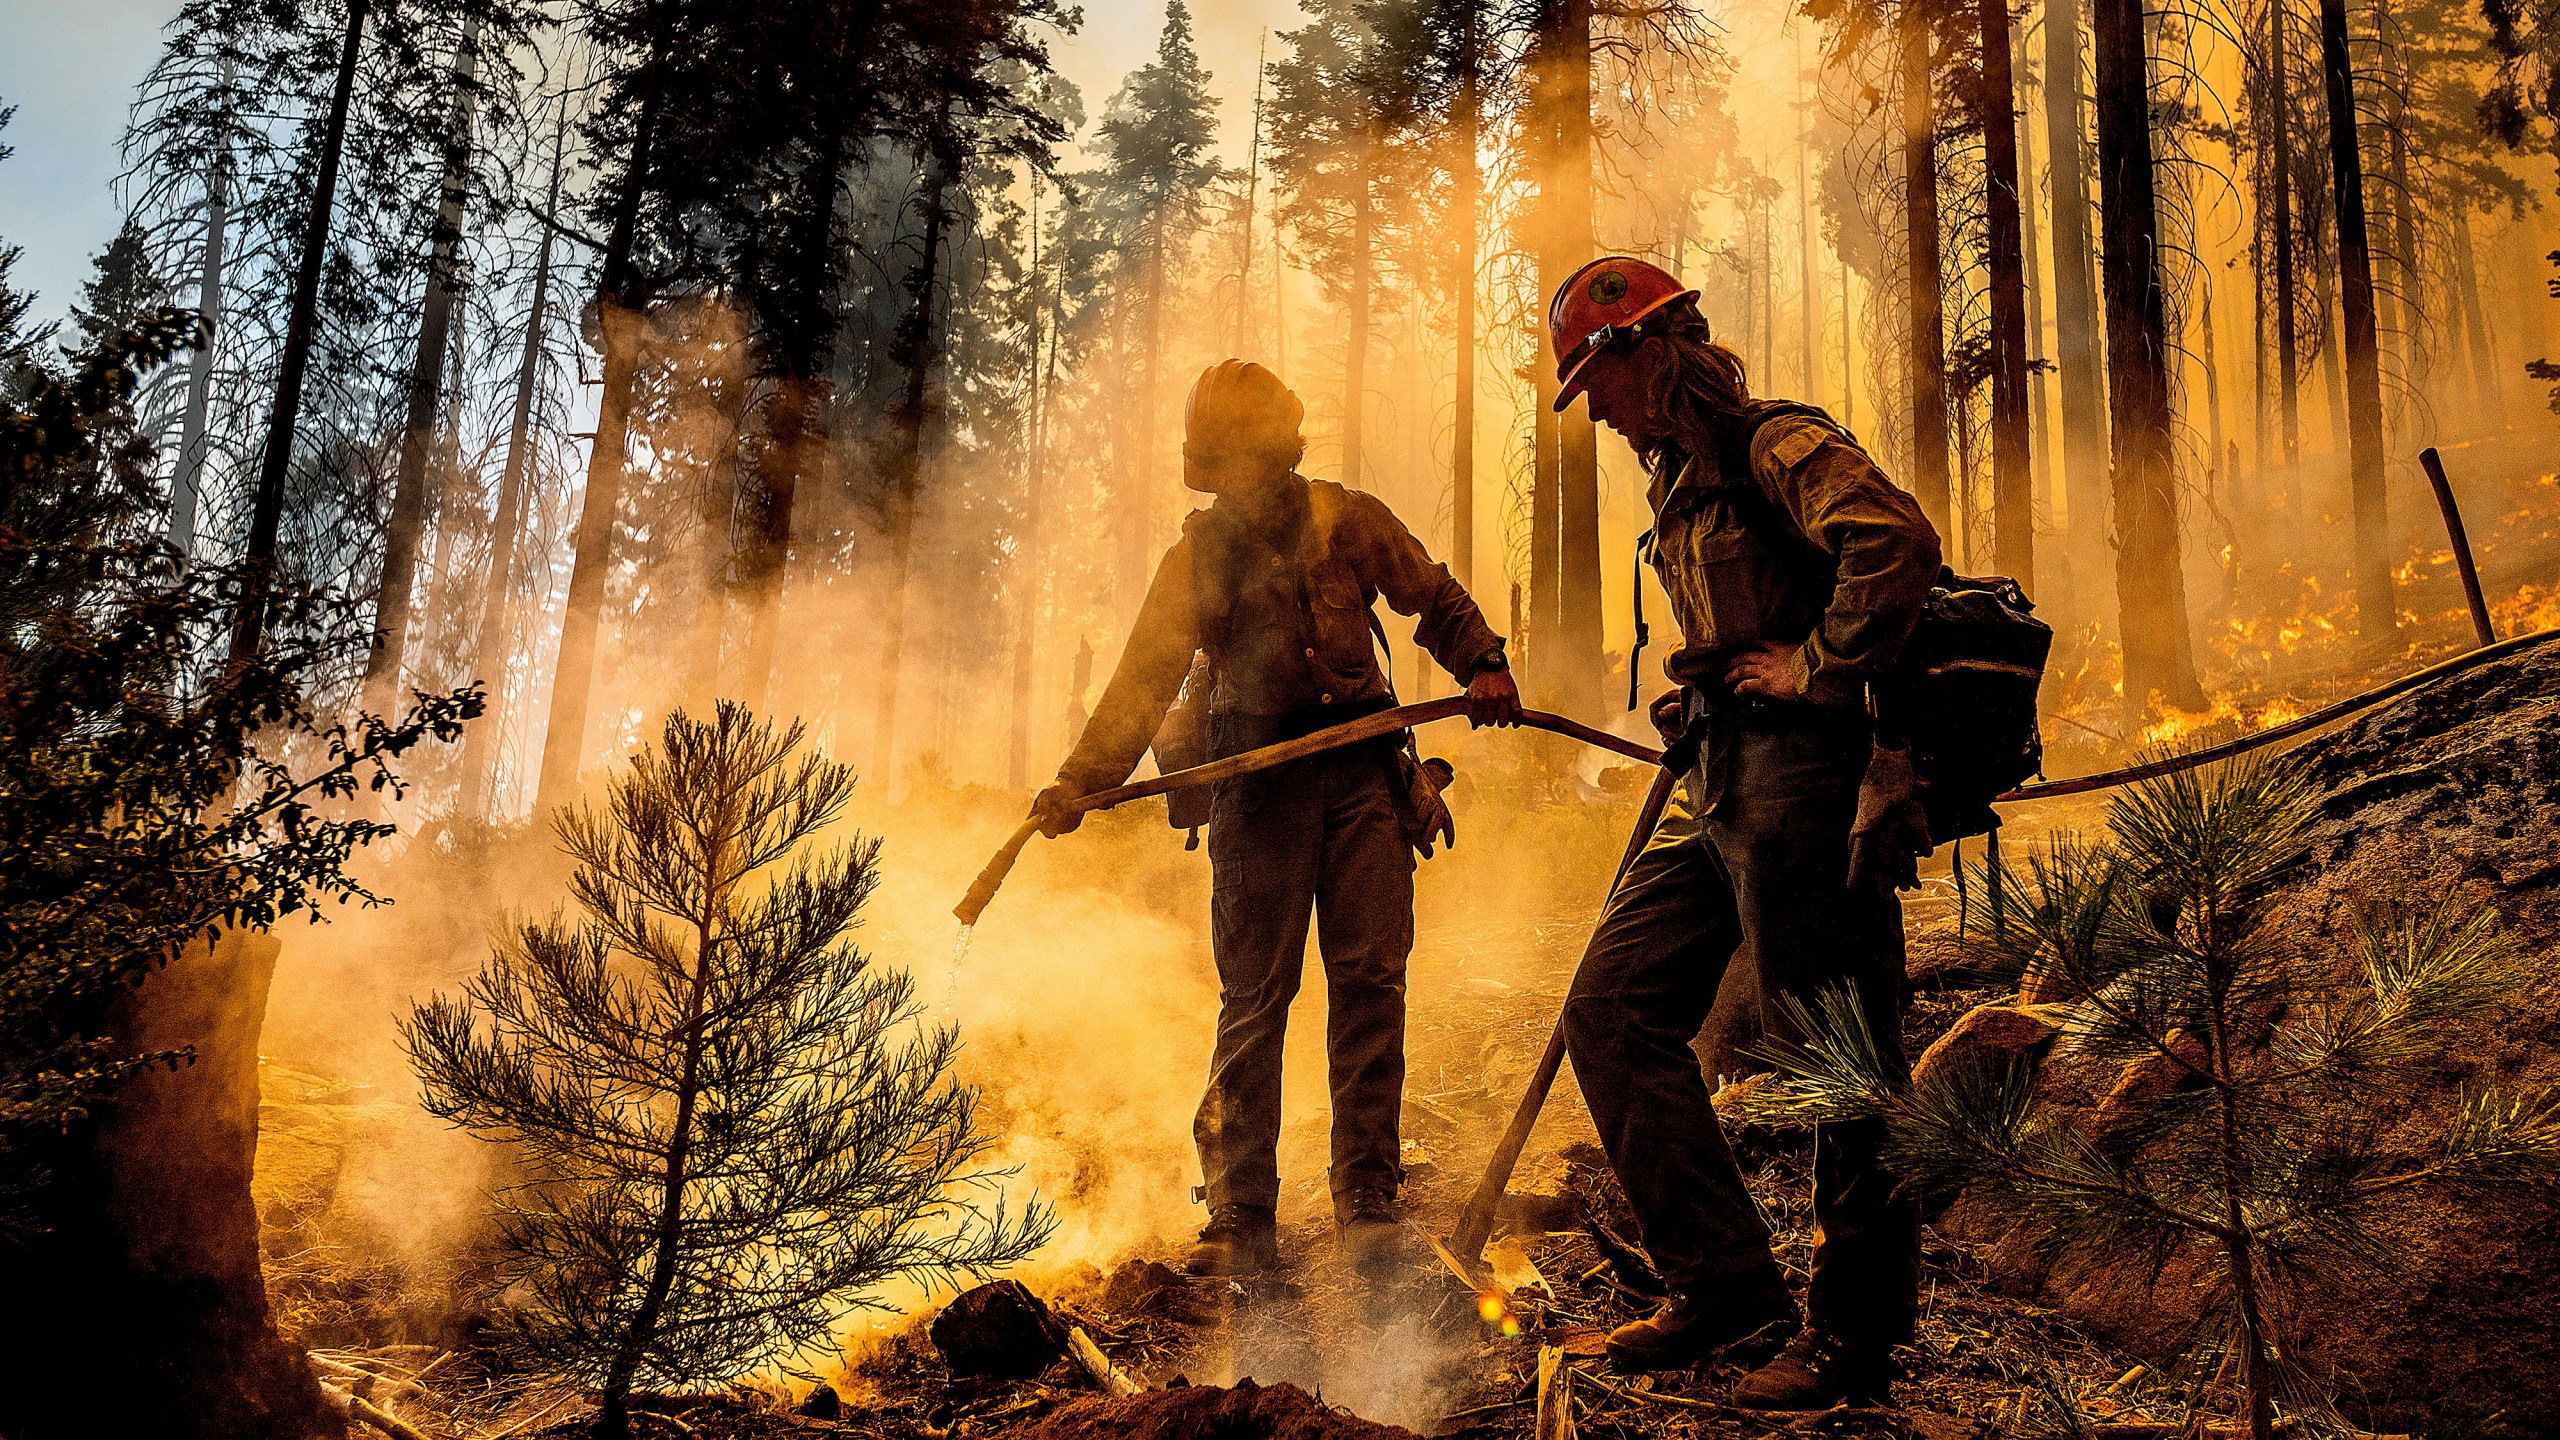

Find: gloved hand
[1848,740,1930,896]
[1648,688,1687,744]
[1031,781,1088,838]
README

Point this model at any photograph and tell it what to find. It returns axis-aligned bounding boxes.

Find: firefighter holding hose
[1032,360,1521,1280]
[1549,257,1940,1407]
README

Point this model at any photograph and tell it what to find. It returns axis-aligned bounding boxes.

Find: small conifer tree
[1735,756,2560,1440]
[405,704,1052,1440]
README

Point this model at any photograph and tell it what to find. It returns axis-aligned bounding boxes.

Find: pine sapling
[1733,755,2560,1440]
[405,704,1052,1439]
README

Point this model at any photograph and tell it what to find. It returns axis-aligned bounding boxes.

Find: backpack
[1701,403,2052,846]
[1873,570,2051,844]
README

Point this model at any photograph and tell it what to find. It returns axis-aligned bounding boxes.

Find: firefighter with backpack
[1548,256,1943,1407]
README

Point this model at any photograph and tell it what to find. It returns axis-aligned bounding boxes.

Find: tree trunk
[536,47,664,816]
[1452,9,1479,590]
[1902,6,1952,535]
[231,0,368,664]
[1798,34,1821,405]
[1346,119,1373,489]
[362,23,480,718]
[2043,0,2109,622]
[1554,0,1602,715]
[1526,12,1565,691]
[1981,0,2035,585]
[2451,209,2504,426]
[2315,0,2393,639]
[871,137,956,785]
[170,57,232,562]
[2269,0,2304,507]
[2090,0,2204,715]
[0,931,338,1440]
[2017,20,2057,533]
[454,126,565,824]
[1010,180,1056,793]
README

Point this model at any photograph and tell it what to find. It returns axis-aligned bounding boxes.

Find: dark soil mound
[998,1378,1420,1440]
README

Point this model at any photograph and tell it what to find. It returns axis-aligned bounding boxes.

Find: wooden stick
[319,1381,435,1440]
[1067,1326,1143,1398]
[1534,1344,1577,1440]
[1445,761,1680,1268]
[955,700,1664,924]
[2419,446,2497,648]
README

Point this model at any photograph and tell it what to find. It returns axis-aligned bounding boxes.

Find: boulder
[1907,1001,2070,1090]
[1961,641,2560,1438]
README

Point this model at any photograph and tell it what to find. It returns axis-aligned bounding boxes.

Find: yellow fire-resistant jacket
[1649,409,1942,709]
[1056,474,1504,796]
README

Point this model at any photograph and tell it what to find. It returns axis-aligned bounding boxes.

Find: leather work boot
[1185,1204,1279,1278]
[1730,1326,1896,1410]
[1605,1266,1799,1373]
[1337,1186,1406,1280]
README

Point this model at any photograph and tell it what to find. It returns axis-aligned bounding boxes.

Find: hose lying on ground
[953,627,2560,924]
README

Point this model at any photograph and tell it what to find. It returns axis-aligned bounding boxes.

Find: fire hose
[952,624,2560,1275]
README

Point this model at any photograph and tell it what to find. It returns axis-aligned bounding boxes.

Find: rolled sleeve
[1754,425,1941,708]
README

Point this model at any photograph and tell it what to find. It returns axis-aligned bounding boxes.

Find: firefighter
[1033,359,1522,1279]
[1548,257,1940,1407]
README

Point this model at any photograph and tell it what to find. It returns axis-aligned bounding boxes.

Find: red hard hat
[1548,256,1699,412]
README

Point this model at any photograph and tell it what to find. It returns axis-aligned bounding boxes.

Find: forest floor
[281,899,2180,1440]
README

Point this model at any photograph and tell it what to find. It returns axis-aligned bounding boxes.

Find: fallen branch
[1067,1326,1142,1398]
[1533,1345,1576,1440]
[318,1381,434,1440]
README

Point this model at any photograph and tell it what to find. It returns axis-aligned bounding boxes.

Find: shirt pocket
[1309,565,1377,677]
[1663,520,1783,647]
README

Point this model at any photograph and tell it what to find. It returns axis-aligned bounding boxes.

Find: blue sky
[0,0,1290,339]
[0,0,187,332]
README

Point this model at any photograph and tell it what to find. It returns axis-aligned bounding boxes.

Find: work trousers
[1562,721,1920,1346]
[1196,744,1415,1220]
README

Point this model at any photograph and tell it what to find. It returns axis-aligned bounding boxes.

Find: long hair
[1634,300,1755,479]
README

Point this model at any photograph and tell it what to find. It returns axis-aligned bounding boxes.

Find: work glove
[1647,688,1686,745]
[1031,781,1088,838]
[1411,757,1457,858]
[1848,739,1930,897]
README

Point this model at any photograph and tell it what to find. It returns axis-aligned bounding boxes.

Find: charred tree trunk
[362,24,480,718]
[1981,0,2035,584]
[1120,215,1166,624]
[1903,5,1952,535]
[871,134,957,784]
[231,0,368,664]
[2042,0,2109,620]
[2314,0,2393,638]
[1452,7,1480,589]
[0,932,337,1440]
[536,45,664,815]
[1526,14,1565,691]
[2269,0,2305,504]
[170,57,233,561]
[455,124,566,824]
[2091,0,2205,714]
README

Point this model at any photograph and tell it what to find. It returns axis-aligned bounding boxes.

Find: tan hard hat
[1182,359,1305,492]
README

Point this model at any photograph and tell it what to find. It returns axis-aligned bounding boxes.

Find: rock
[795,1384,841,1420]
[1907,1001,2068,1090]
[1001,1376,1421,1440]
[927,1279,1068,1379]
[1960,641,2560,1438]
